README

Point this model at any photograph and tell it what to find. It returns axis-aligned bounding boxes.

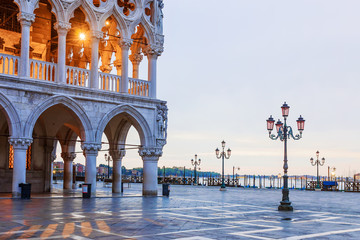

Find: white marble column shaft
[139,148,162,196]
[55,22,71,84]
[9,138,32,198]
[62,152,76,190]
[90,32,102,89]
[120,39,132,93]
[82,143,101,195]
[18,12,35,78]
[110,150,125,193]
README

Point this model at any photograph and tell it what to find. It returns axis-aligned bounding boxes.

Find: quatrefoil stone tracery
[117,0,135,16]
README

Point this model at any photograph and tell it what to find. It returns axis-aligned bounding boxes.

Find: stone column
[143,46,162,98]
[50,153,56,192]
[110,150,126,193]
[82,143,101,195]
[129,53,143,79]
[44,145,55,192]
[120,39,132,93]
[139,147,163,196]
[90,31,103,89]
[17,12,35,78]
[9,138,33,198]
[61,152,76,190]
[54,21,71,84]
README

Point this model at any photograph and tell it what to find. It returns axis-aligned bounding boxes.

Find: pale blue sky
[75,0,360,177]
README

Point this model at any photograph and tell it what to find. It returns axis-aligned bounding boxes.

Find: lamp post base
[278,201,293,211]
[315,188,321,191]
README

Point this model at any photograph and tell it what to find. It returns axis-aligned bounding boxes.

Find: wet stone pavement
[0,183,360,239]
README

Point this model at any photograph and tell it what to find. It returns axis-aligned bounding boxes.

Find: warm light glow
[79,33,86,40]
[105,20,110,26]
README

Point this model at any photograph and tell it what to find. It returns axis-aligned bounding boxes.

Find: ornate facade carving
[143,44,163,56]
[8,138,33,149]
[156,0,164,35]
[156,103,168,140]
[92,30,104,39]
[61,152,76,162]
[109,149,126,161]
[54,21,72,33]
[129,53,143,64]
[120,38,133,49]
[17,12,35,25]
[138,147,163,159]
[81,142,101,156]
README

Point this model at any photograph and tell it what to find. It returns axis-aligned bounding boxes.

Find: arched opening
[98,15,124,92]
[101,111,147,193]
[30,104,86,193]
[0,110,11,192]
[67,8,91,69]
[29,0,57,81]
[130,24,148,81]
[65,7,91,86]
[0,0,20,75]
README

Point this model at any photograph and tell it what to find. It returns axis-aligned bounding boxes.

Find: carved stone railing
[0,54,152,98]
[30,59,56,82]
[0,53,19,76]
[129,77,150,97]
[99,72,121,92]
[65,66,89,87]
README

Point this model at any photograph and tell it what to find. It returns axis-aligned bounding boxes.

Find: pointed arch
[96,104,153,146]
[66,1,99,31]
[0,91,21,138]
[130,16,155,45]
[99,8,128,39]
[24,95,93,141]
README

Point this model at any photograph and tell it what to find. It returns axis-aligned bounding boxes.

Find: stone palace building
[0,0,167,197]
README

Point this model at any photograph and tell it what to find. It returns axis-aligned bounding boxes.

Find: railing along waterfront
[30,59,56,82]
[129,78,150,97]
[0,53,19,76]
[66,66,89,87]
[99,72,121,92]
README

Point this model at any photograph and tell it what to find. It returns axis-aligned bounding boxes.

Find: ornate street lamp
[191,154,201,185]
[310,151,325,190]
[266,102,305,211]
[104,153,112,179]
[215,140,231,191]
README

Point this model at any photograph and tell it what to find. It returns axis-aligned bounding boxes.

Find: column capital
[54,21,72,34]
[17,12,35,25]
[139,147,162,160]
[129,53,143,65]
[119,38,133,50]
[61,152,76,162]
[109,149,126,161]
[91,30,104,40]
[143,45,163,57]
[81,142,101,156]
[8,138,33,150]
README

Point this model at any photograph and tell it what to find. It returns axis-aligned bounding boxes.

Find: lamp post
[215,140,231,191]
[310,151,325,190]
[191,154,201,185]
[331,167,336,181]
[233,166,240,186]
[104,153,112,179]
[266,102,305,211]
